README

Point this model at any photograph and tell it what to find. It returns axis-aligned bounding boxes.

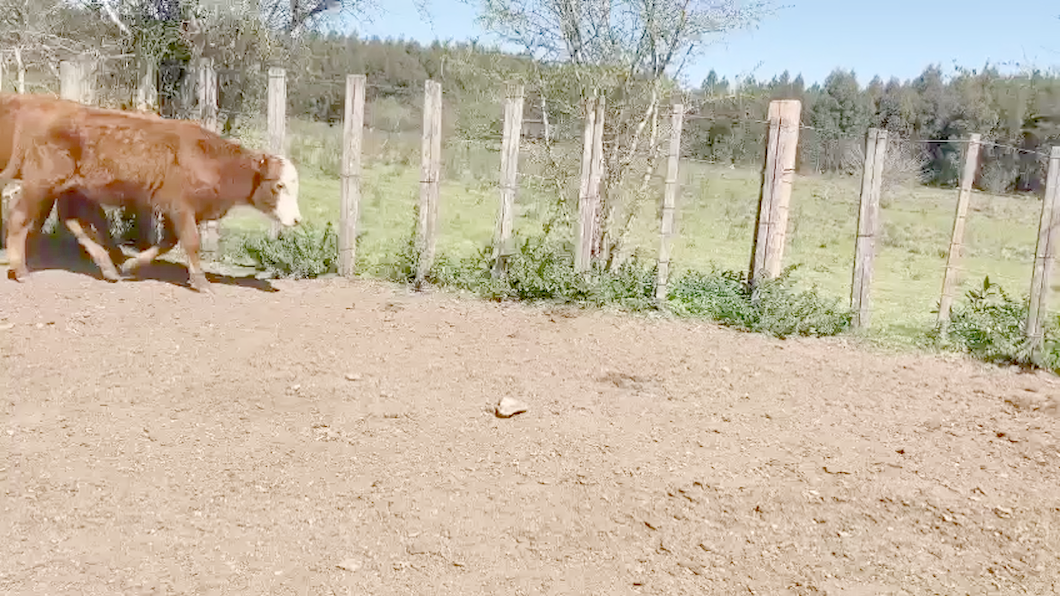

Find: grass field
[217,118,1046,347]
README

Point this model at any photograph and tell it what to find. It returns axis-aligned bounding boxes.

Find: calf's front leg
[172,208,212,294]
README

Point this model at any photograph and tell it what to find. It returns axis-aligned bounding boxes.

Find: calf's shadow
[18,233,279,293]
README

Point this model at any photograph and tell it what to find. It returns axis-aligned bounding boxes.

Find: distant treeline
[277,33,1060,193]
[30,2,1060,194]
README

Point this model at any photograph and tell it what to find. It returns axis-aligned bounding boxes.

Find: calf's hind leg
[5,183,51,282]
[120,215,178,276]
[56,195,122,282]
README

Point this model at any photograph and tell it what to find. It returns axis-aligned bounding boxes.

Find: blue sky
[341,0,1060,88]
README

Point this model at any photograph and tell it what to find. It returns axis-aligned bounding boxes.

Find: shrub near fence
[8,52,1060,369]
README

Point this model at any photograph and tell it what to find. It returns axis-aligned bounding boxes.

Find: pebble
[345,373,363,382]
[495,396,528,418]
[337,558,362,572]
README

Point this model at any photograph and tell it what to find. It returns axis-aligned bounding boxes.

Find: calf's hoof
[189,273,213,294]
[120,259,143,276]
[100,266,122,283]
[7,267,28,282]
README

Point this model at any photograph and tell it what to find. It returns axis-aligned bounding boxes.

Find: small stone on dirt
[0,323,13,331]
[345,373,363,382]
[496,396,528,418]
[993,507,1013,519]
[337,558,362,572]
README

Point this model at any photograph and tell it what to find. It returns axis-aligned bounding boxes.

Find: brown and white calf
[3,104,302,292]
[0,92,169,271]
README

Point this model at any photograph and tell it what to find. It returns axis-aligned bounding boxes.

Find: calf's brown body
[4,101,302,292]
[0,93,167,272]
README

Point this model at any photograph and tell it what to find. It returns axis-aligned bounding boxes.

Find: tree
[473,0,773,268]
[0,0,108,92]
[808,68,869,173]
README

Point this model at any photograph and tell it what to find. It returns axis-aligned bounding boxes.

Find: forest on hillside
[6,1,1060,196]
[265,34,1060,195]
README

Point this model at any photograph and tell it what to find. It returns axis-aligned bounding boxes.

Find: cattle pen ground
[2,257,1060,596]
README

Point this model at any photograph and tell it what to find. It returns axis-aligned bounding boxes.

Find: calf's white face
[272,156,302,227]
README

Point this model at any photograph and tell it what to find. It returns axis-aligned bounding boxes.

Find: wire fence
[7,55,1060,339]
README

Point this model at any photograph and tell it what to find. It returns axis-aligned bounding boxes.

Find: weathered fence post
[655,103,685,305]
[0,60,5,244]
[339,74,366,279]
[493,82,524,276]
[415,79,442,288]
[850,128,889,329]
[59,60,83,102]
[267,67,287,239]
[749,99,801,290]
[576,93,606,272]
[60,54,99,104]
[77,54,97,106]
[197,58,220,258]
[136,57,157,112]
[14,49,24,95]
[1025,146,1060,359]
[936,133,982,328]
[128,56,161,251]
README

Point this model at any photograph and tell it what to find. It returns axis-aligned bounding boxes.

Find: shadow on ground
[5,233,278,293]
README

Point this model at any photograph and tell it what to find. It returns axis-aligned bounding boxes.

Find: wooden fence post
[749,99,801,289]
[59,60,82,102]
[267,67,287,239]
[14,51,24,95]
[1025,146,1060,358]
[126,58,159,252]
[415,79,442,288]
[136,57,157,113]
[493,82,524,276]
[576,96,597,272]
[197,58,220,258]
[77,54,97,106]
[850,128,889,329]
[576,94,606,272]
[936,133,982,328]
[655,103,684,305]
[339,74,366,279]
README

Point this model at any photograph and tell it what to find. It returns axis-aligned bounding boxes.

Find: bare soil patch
[2,263,1059,595]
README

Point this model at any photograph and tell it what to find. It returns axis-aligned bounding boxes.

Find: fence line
[655,103,684,305]
[1026,147,1060,359]
[749,99,801,291]
[937,134,983,331]
[267,67,287,239]
[851,128,888,330]
[339,74,366,278]
[576,94,606,273]
[197,57,220,256]
[15,55,1060,353]
[493,83,524,277]
[416,79,443,289]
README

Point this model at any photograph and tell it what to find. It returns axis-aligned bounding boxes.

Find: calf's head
[252,154,303,227]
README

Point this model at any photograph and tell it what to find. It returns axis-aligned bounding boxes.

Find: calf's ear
[259,155,281,179]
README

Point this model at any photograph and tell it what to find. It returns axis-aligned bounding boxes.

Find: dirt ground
[2,252,1060,596]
